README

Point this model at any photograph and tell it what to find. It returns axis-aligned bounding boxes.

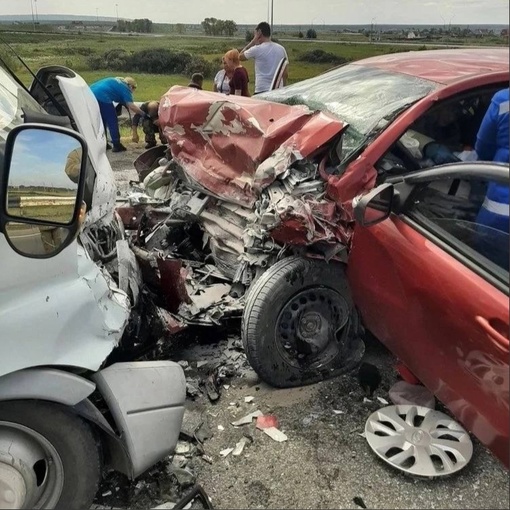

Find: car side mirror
[353,183,394,227]
[2,124,88,258]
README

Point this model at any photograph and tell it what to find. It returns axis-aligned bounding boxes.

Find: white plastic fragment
[333,410,344,415]
[377,397,389,405]
[232,437,250,456]
[263,427,288,442]
[220,447,234,457]
[244,396,255,403]
[217,425,225,431]
[363,397,372,403]
[231,410,264,426]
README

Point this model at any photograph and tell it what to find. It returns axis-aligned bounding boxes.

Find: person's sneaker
[112,143,127,153]
[145,142,156,149]
[106,142,112,150]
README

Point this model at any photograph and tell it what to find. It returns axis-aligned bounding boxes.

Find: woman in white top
[213,58,232,94]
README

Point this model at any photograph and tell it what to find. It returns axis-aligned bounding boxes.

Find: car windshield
[263,64,438,161]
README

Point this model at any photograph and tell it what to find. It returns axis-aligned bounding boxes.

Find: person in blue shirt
[475,88,509,234]
[90,76,148,152]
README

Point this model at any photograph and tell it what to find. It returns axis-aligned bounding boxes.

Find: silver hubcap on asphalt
[0,421,64,508]
[365,405,473,477]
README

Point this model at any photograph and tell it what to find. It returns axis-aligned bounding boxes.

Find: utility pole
[30,0,36,31]
[96,7,99,23]
[270,0,274,34]
[115,3,119,22]
[34,0,39,23]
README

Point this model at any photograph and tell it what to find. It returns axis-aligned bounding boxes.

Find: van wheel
[242,256,364,388]
[0,400,101,510]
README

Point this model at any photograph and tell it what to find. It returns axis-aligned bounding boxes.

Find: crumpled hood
[159,86,347,207]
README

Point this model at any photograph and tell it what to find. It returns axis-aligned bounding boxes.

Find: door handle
[475,316,509,352]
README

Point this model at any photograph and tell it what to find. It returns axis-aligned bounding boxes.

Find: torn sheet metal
[159,86,346,207]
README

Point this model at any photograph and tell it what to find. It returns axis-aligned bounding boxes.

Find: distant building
[407,31,417,39]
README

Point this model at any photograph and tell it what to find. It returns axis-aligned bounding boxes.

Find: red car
[123,48,509,467]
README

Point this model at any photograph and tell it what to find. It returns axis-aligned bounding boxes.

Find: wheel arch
[0,368,133,477]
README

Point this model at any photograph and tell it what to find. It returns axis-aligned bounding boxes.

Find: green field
[6,31,433,100]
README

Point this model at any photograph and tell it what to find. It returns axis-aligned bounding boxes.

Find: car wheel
[0,400,101,510]
[242,256,364,388]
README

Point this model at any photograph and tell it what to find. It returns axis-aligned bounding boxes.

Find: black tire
[0,400,101,510]
[242,256,364,388]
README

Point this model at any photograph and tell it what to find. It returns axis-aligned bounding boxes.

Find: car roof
[355,48,509,85]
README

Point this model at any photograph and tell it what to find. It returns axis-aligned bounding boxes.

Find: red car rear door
[347,165,509,466]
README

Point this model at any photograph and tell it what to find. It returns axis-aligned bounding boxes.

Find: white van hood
[57,74,118,227]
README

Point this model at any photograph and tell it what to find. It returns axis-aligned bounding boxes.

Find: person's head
[122,77,137,93]
[255,21,271,40]
[147,101,159,118]
[223,49,240,72]
[191,73,204,88]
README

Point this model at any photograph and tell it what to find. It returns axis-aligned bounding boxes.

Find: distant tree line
[114,18,153,33]
[201,18,237,37]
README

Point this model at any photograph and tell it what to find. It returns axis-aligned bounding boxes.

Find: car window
[264,65,437,163]
[407,177,509,276]
[376,86,506,179]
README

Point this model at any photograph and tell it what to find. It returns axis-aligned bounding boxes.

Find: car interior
[376,84,509,273]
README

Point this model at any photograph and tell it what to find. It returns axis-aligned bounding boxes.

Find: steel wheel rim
[365,405,473,478]
[0,421,64,509]
[275,287,350,369]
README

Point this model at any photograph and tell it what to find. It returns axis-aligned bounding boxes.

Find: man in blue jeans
[90,76,148,152]
[475,88,509,233]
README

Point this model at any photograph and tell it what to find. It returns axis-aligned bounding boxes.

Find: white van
[0,64,185,509]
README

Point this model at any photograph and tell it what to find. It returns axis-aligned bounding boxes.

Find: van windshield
[0,65,46,140]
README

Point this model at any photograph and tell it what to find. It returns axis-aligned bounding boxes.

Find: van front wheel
[0,400,101,510]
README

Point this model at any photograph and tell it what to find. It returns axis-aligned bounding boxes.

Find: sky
[1,0,508,25]
[10,129,81,188]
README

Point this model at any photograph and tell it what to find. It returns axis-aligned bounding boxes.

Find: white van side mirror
[2,124,88,258]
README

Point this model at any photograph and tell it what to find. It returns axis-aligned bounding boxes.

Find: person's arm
[126,102,148,117]
[131,112,141,143]
[475,99,499,161]
[240,33,261,61]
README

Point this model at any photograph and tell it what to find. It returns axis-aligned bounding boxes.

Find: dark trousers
[98,101,121,146]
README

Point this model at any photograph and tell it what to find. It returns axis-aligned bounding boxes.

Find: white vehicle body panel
[0,240,129,377]
[56,74,117,228]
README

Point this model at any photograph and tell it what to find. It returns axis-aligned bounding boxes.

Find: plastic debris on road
[262,427,288,442]
[256,415,279,430]
[219,447,234,457]
[389,380,435,409]
[231,410,264,426]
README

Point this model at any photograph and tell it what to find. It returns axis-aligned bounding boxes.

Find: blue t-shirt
[90,77,133,104]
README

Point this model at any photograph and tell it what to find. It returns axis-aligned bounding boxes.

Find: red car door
[347,166,509,467]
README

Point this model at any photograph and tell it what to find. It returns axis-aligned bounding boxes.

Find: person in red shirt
[223,49,250,97]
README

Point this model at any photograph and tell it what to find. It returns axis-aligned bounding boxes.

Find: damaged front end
[117,87,365,385]
[118,87,351,325]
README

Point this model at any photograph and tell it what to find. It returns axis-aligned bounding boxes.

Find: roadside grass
[8,32,426,100]
[8,30,492,101]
